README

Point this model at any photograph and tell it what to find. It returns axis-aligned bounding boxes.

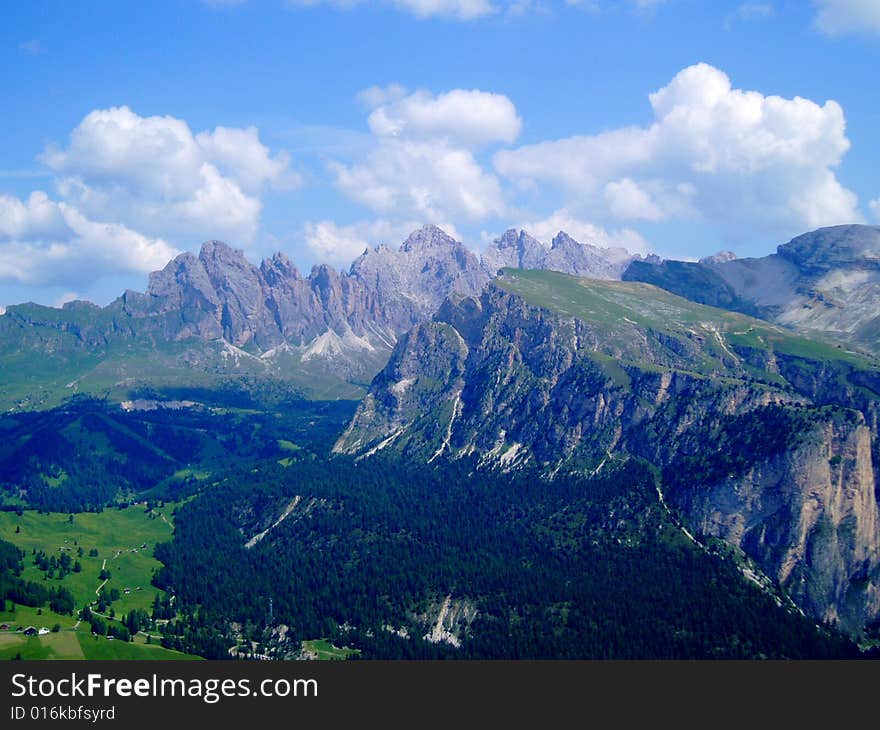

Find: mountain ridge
[335,268,880,635]
[625,224,880,356]
[0,223,644,407]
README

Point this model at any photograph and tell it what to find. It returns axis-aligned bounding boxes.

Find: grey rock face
[350,224,489,331]
[778,224,880,275]
[626,224,880,354]
[118,226,489,378]
[337,271,880,634]
[482,228,641,279]
[699,251,737,265]
[673,413,880,632]
[481,229,548,274]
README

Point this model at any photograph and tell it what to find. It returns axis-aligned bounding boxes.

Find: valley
[0,505,195,660]
[3,223,880,659]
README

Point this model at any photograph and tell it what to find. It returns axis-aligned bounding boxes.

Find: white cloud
[814,0,880,36]
[869,198,880,221]
[724,3,773,29]
[517,208,649,254]
[195,126,299,192]
[332,87,515,224]
[495,62,860,236]
[41,106,295,244]
[303,219,423,265]
[19,39,46,56]
[0,107,293,290]
[366,88,521,148]
[357,84,408,109]
[288,0,497,20]
[566,0,666,12]
[604,178,667,221]
[393,0,496,19]
[291,0,673,18]
[332,140,506,222]
[733,3,773,20]
[0,191,70,240]
[0,197,178,286]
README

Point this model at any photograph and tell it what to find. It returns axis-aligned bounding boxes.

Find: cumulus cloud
[604,178,668,221]
[869,198,880,221]
[288,0,497,20]
[0,194,178,286]
[732,3,773,20]
[41,106,296,244]
[814,0,880,36]
[0,191,70,240]
[53,291,81,308]
[331,87,515,223]
[365,88,522,147]
[517,208,649,254]
[495,62,860,237]
[195,127,298,192]
[566,0,666,12]
[357,84,408,109]
[0,107,292,290]
[303,218,422,265]
[332,141,506,222]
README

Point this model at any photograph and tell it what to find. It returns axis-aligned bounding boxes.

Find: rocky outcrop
[416,595,478,648]
[670,413,880,632]
[699,251,737,265]
[350,224,489,333]
[337,269,880,634]
[625,224,880,354]
[110,225,489,378]
[482,228,641,279]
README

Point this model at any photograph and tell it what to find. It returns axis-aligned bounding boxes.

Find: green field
[0,504,205,660]
[0,504,175,617]
[301,638,360,660]
[0,628,197,660]
[496,268,879,374]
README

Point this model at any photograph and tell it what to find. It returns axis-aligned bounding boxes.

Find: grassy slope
[496,268,878,373]
[0,505,203,659]
[0,506,175,617]
[0,629,196,660]
[301,638,360,660]
[0,326,368,413]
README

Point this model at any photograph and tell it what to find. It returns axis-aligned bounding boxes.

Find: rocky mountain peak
[310,263,343,291]
[494,228,522,249]
[260,251,301,284]
[400,224,458,253]
[777,224,880,273]
[198,239,246,264]
[482,229,548,274]
[549,231,579,250]
[146,251,217,306]
[699,251,737,265]
[482,229,638,280]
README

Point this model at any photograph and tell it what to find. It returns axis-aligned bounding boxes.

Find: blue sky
[1,0,879,307]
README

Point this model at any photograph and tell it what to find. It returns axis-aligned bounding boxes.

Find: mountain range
[626,224,880,356]
[0,223,649,408]
[335,267,880,634]
[4,222,880,643]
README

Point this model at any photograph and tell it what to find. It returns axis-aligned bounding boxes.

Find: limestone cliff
[336,269,880,635]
